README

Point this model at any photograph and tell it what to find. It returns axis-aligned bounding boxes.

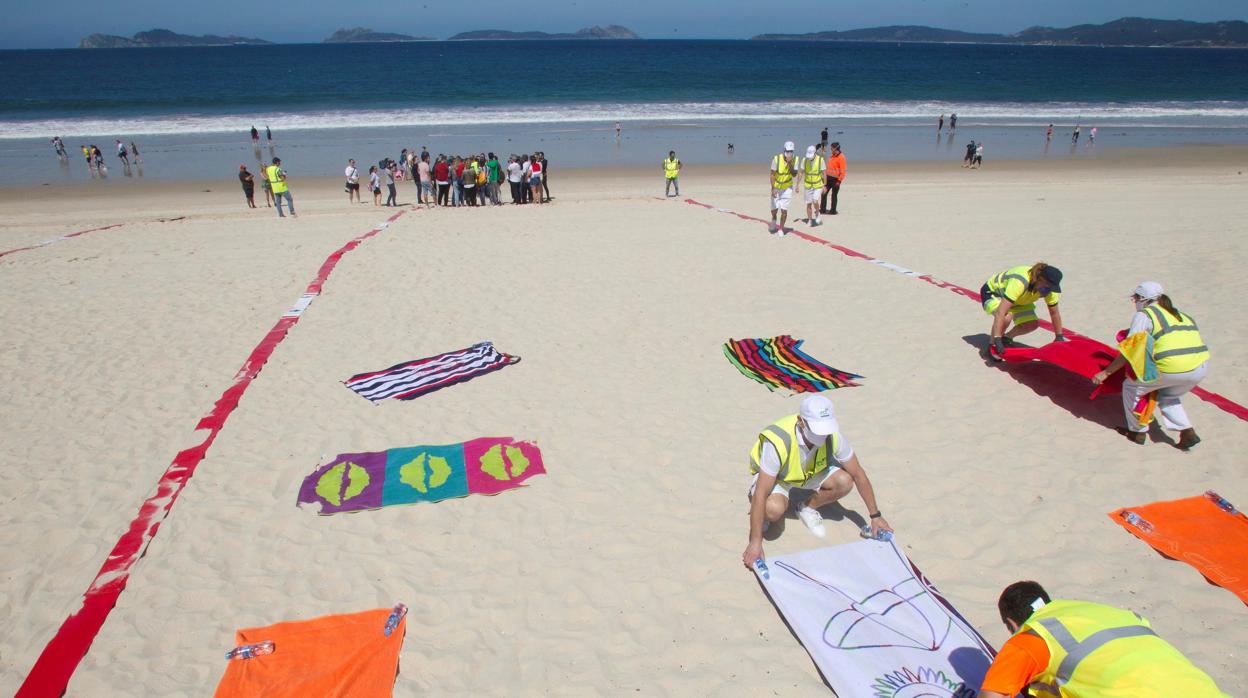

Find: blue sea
[1,41,1247,184]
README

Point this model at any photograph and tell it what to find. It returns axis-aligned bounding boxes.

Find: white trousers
[1122,362,1207,433]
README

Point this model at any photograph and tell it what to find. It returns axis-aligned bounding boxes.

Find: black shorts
[346,182,360,191]
[372,187,381,195]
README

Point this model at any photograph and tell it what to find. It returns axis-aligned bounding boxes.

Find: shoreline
[4,143,1246,200]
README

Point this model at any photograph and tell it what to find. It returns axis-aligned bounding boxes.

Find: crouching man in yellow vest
[741,395,892,569]
[979,581,1227,698]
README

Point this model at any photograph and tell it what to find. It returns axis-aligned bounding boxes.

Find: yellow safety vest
[1018,600,1227,698]
[748,414,839,485]
[771,155,795,189]
[985,264,1059,307]
[802,156,825,189]
[664,157,680,179]
[1142,305,1209,374]
[266,165,288,194]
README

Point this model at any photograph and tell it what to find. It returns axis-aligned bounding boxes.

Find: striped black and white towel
[345,341,520,402]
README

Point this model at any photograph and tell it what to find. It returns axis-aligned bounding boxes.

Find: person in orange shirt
[979,581,1227,698]
[822,142,846,215]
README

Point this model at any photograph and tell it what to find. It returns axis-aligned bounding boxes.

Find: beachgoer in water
[250,125,259,145]
[950,113,958,130]
[938,114,945,132]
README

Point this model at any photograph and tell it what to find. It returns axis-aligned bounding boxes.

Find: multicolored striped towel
[345,341,520,402]
[724,336,862,392]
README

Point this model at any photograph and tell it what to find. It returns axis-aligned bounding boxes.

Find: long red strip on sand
[16,210,409,697]
[682,198,1248,423]
[0,224,125,259]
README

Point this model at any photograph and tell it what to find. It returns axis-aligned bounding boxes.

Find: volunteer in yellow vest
[663,150,681,197]
[982,262,1066,360]
[979,581,1227,698]
[742,395,893,569]
[800,144,826,227]
[768,140,798,236]
[1092,281,1209,449]
[266,157,296,218]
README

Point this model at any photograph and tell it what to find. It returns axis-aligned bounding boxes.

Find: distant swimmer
[938,114,945,132]
[1092,282,1209,450]
[742,395,894,571]
[663,150,681,197]
[982,263,1066,361]
[978,581,1228,698]
[949,112,958,130]
[768,141,797,236]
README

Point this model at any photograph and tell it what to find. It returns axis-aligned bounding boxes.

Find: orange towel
[1110,494,1248,606]
[214,608,405,698]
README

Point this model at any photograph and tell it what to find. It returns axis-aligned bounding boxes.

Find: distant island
[78,28,270,48]
[448,25,639,41]
[323,28,434,43]
[751,17,1248,48]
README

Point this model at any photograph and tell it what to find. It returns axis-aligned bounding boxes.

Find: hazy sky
[3,0,1245,48]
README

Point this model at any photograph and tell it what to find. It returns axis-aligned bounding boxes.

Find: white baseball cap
[783,141,795,152]
[799,394,839,435]
[1133,281,1164,300]
[806,145,816,158]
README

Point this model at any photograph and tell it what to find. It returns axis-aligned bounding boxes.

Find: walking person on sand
[741,395,894,570]
[266,157,296,218]
[768,141,797,236]
[663,150,681,197]
[238,165,256,208]
[799,144,825,226]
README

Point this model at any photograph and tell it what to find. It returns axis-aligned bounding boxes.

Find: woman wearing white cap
[769,141,798,236]
[743,395,893,569]
[1092,282,1209,449]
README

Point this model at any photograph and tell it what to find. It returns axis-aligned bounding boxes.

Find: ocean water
[1,40,1246,184]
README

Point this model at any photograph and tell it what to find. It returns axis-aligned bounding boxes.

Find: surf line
[681,197,1248,424]
[16,208,411,697]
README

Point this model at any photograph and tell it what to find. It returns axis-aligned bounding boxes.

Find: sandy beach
[1,145,1246,695]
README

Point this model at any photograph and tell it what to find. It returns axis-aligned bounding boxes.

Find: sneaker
[1177,428,1201,451]
[796,505,826,538]
[777,229,787,237]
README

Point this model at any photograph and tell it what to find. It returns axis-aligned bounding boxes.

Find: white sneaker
[796,505,826,538]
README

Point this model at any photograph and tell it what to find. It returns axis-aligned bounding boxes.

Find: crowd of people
[343,148,552,208]
[53,136,141,177]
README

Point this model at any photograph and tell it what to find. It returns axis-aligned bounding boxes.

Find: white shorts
[749,468,837,500]
[804,187,822,204]
[772,187,793,211]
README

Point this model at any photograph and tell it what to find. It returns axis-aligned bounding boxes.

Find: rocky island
[448,25,639,40]
[323,28,434,43]
[78,29,270,48]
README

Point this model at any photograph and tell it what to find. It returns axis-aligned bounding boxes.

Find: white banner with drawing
[757,539,995,698]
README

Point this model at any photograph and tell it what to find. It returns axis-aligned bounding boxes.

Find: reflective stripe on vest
[1034,616,1157,685]
[772,155,794,188]
[748,415,836,485]
[1143,305,1209,372]
[988,269,1029,298]
[266,165,287,193]
[803,156,824,188]
[664,158,680,178]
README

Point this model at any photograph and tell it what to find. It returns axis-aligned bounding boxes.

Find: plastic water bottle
[1121,510,1154,534]
[1204,490,1239,515]
[383,603,408,637]
[225,640,274,660]
[861,525,894,542]
[753,558,770,580]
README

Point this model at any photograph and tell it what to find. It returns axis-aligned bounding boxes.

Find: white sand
[1,147,1245,695]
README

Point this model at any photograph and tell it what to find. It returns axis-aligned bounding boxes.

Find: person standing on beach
[982,262,1065,360]
[369,165,382,206]
[265,125,273,146]
[742,395,894,570]
[266,157,295,218]
[1090,126,1097,145]
[434,155,450,207]
[418,154,433,206]
[769,141,797,236]
[250,125,259,145]
[1092,282,1209,450]
[950,113,958,130]
[938,114,945,132]
[507,155,522,204]
[825,142,845,216]
[539,152,551,202]
[529,153,545,205]
[800,145,825,226]
[820,126,828,150]
[1046,124,1053,141]
[116,140,129,166]
[486,152,502,205]
[385,160,398,206]
[972,142,984,168]
[345,159,361,204]
[1072,124,1081,145]
[129,141,141,164]
[615,121,621,139]
[663,150,681,197]
[52,136,67,162]
[977,581,1227,698]
[238,165,256,208]
[963,140,977,167]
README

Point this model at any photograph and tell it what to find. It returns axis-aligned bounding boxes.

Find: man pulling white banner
[756,538,994,698]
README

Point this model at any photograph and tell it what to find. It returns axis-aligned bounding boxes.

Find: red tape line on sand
[0,224,126,259]
[682,198,1248,423]
[16,209,409,697]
